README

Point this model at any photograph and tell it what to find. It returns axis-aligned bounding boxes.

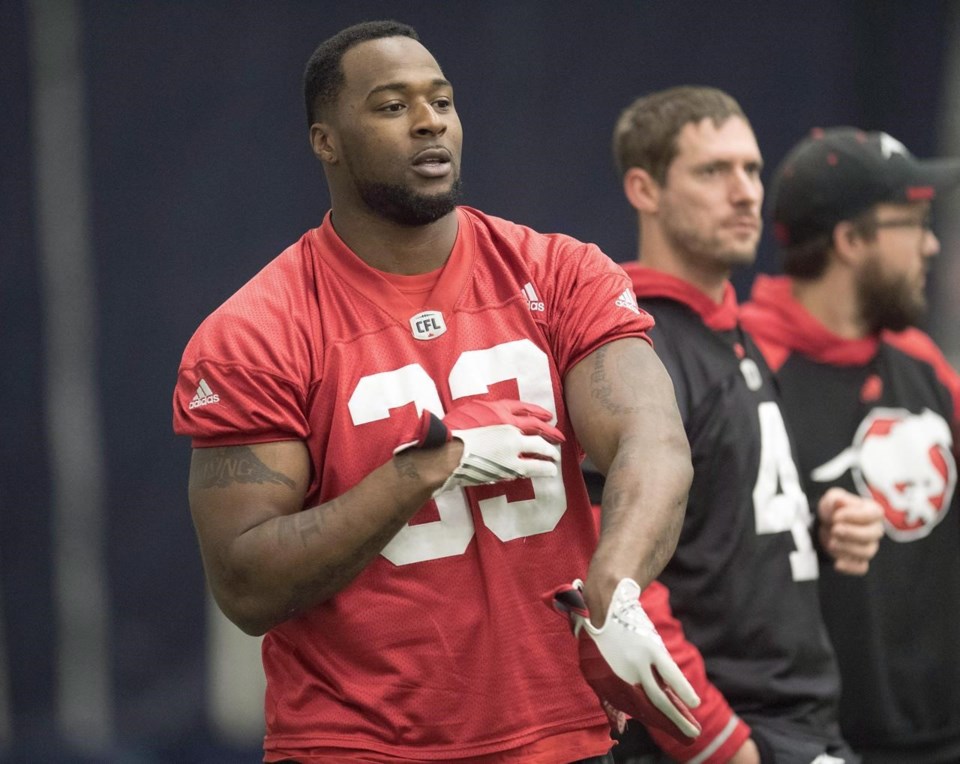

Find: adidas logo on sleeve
[614,288,641,314]
[523,282,545,312]
[189,378,220,409]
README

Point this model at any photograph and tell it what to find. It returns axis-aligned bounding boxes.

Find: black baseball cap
[770,126,960,247]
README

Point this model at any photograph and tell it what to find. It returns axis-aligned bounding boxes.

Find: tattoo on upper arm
[190,446,296,490]
[589,344,643,415]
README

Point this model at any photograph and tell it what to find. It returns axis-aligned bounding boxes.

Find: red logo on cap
[906,186,935,201]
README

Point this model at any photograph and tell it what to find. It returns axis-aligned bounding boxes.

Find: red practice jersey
[173,207,653,762]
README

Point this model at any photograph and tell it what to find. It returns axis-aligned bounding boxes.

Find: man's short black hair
[303,20,419,127]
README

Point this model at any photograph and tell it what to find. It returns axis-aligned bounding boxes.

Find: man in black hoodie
[742,126,960,764]
[590,87,885,764]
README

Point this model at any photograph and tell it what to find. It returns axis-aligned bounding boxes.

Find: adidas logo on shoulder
[523,282,545,312]
[189,378,220,409]
[615,288,640,314]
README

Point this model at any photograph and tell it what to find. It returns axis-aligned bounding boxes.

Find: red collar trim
[622,264,739,331]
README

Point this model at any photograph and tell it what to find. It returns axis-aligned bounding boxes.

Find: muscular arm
[565,337,692,622]
[188,439,462,636]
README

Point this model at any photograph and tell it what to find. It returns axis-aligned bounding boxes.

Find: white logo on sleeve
[523,282,545,312]
[189,378,220,409]
[614,288,641,314]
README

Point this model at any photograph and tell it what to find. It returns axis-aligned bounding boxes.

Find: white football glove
[571,578,701,739]
[437,423,561,496]
[394,399,565,497]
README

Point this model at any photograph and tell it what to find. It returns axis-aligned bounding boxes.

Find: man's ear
[310,123,338,164]
[623,167,660,214]
[831,220,865,266]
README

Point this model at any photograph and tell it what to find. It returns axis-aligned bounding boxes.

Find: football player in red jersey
[173,20,701,764]
[742,127,960,764]
[590,87,886,764]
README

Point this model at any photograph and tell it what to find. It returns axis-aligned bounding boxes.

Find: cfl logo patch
[409,310,447,340]
[523,282,545,312]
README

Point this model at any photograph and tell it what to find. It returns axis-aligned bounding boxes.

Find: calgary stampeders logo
[811,408,955,541]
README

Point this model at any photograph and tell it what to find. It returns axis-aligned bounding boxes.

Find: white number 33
[347,339,568,566]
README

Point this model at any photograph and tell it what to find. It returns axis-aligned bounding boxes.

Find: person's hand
[396,399,565,496]
[817,487,884,576]
[547,579,702,743]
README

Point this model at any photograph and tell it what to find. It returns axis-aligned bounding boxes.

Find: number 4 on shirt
[753,401,819,581]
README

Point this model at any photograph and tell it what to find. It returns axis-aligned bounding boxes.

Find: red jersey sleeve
[172,239,318,447]
[535,237,653,376]
[641,581,751,764]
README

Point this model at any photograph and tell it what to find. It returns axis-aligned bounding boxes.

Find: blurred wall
[2,0,958,761]
[932,4,960,366]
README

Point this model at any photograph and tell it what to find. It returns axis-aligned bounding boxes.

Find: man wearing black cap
[743,127,960,763]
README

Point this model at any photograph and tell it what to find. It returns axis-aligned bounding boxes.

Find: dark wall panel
[0,0,57,749]
[2,0,954,759]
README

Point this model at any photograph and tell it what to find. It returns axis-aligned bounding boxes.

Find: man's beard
[857,257,926,334]
[357,176,462,227]
[660,206,758,271]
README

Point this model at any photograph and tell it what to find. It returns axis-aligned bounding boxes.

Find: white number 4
[753,401,819,581]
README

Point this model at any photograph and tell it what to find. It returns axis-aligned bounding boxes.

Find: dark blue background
[2,1,956,760]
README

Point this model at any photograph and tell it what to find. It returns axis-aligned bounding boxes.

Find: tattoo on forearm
[645,499,685,577]
[394,453,420,480]
[602,440,687,582]
[293,503,325,547]
[281,498,405,615]
[191,446,296,490]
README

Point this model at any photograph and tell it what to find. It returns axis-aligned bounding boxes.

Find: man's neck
[790,270,867,339]
[637,246,729,304]
[330,207,459,275]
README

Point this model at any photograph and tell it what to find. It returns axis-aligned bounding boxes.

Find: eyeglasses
[873,214,934,231]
